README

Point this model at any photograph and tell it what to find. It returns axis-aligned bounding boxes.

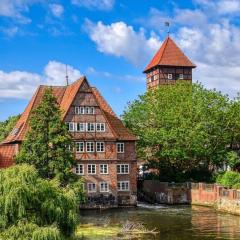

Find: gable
[144,37,196,73]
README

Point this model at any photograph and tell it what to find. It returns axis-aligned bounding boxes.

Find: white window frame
[80,107,85,114]
[117,164,129,174]
[96,123,106,132]
[168,73,173,80]
[67,122,75,132]
[100,164,108,174]
[117,181,130,191]
[96,142,105,152]
[85,107,95,115]
[76,142,84,153]
[87,164,96,175]
[86,123,95,132]
[76,123,85,132]
[86,142,94,152]
[75,164,84,175]
[117,143,124,153]
[179,73,184,80]
[153,74,158,80]
[87,183,96,193]
[100,182,109,192]
[75,107,80,114]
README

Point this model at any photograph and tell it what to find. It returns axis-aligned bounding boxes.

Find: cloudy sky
[1,0,240,120]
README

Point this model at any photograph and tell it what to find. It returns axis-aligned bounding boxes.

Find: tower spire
[165,21,170,37]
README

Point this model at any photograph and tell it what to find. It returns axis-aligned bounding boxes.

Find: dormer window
[168,74,173,80]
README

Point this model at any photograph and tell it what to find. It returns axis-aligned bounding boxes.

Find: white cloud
[0,26,19,37]
[0,0,42,23]
[49,4,64,18]
[217,0,240,14]
[71,0,114,10]
[85,20,161,66]
[0,61,82,99]
[44,61,82,86]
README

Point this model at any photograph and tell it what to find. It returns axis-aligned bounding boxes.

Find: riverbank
[139,180,240,216]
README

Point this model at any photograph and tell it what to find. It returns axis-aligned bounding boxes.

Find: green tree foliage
[122,82,235,182]
[0,164,78,239]
[16,88,75,184]
[216,171,240,189]
[0,115,20,142]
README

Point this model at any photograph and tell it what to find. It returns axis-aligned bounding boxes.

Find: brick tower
[143,36,196,89]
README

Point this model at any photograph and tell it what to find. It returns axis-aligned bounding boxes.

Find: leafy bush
[0,164,78,239]
[216,171,240,188]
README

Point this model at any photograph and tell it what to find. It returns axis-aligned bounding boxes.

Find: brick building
[0,77,137,206]
[144,36,196,89]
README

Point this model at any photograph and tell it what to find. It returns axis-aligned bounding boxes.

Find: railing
[191,183,199,190]
[236,191,240,199]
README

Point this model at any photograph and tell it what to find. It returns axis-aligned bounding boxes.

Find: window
[96,142,105,152]
[86,123,95,132]
[67,122,75,132]
[75,107,84,114]
[75,164,84,175]
[87,183,96,193]
[179,74,184,80]
[117,181,129,191]
[86,142,94,152]
[85,107,95,114]
[76,123,85,132]
[117,143,124,153]
[87,164,96,175]
[153,75,158,80]
[100,164,108,174]
[151,76,154,82]
[75,107,79,114]
[100,182,109,192]
[117,164,129,174]
[168,74,173,80]
[96,123,106,132]
[76,142,84,153]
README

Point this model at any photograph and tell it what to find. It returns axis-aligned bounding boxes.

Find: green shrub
[216,171,240,188]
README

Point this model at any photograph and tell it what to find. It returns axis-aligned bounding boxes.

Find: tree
[16,88,74,184]
[0,115,20,142]
[0,164,78,240]
[122,82,232,182]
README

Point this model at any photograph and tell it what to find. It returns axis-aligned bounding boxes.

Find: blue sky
[1,0,240,121]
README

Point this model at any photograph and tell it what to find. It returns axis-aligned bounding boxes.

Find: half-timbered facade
[0,77,137,206]
[144,36,196,89]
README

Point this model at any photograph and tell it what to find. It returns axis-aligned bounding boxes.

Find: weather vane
[165,21,170,36]
[66,64,69,86]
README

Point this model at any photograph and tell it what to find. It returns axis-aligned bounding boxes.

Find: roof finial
[165,21,170,37]
[65,64,69,86]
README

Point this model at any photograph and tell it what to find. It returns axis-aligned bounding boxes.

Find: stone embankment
[139,180,240,215]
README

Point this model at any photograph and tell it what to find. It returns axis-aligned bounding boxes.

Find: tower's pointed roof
[144,36,196,73]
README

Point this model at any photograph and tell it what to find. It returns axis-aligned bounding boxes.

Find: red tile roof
[144,36,196,73]
[1,76,136,144]
[0,144,17,168]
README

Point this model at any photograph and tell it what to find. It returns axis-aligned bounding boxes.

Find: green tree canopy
[16,88,75,184]
[0,115,20,142]
[122,82,235,182]
[0,164,78,240]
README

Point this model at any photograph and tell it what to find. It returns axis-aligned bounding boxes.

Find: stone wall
[140,180,240,215]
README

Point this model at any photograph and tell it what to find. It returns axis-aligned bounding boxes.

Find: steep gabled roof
[144,37,196,73]
[1,76,136,144]
[91,87,136,141]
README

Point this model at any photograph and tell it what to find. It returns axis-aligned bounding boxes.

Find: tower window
[168,74,173,80]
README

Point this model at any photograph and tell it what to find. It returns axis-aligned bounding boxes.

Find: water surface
[78,204,240,239]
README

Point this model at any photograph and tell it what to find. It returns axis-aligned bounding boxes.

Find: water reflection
[78,204,240,240]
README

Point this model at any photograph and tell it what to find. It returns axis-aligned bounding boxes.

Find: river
[78,204,240,240]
